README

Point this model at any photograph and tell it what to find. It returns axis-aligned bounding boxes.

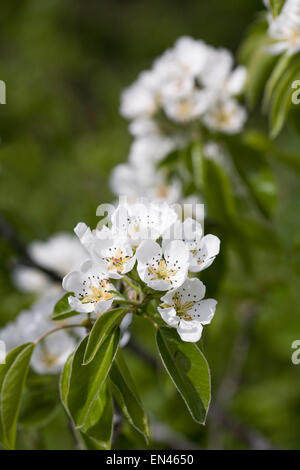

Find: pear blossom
[110,162,182,204]
[266,0,300,55]
[188,234,220,272]
[90,236,136,279]
[172,36,209,77]
[203,98,247,134]
[163,218,220,272]
[128,135,181,166]
[158,278,217,342]
[164,90,213,123]
[110,199,179,246]
[13,233,88,294]
[200,47,246,98]
[136,239,189,291]
[0,297,77,374]
[115,37,248,207]
[62,259,115,315]
[120,80,158,120]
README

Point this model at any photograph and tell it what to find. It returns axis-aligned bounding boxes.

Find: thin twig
[34,323,85,344]
[0,211,62,283]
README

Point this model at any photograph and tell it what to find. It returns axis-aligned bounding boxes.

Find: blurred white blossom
[13,233,88,294]
[266,0,300,55]
[0,296,77,374]
[114,36,247,203]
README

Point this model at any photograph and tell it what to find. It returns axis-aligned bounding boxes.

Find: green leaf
[224,134,277,218]
[264,52,293,110]
[80,385,114,450]
[0,343,35,449]
[83,308,126,365]
[51,292,80,321]
[202,156,238,227]
[246,46,278,109]
[156,327,211,424]
[110,350,150,443]
[269,60,300,138]
[191,141,204,191]
[238,16,269,65]
[59,351,74,410]
[269,0,286,18]
[19,387,59,427]
[157,148,180,168]
[238,216,279,251]
[62,328,119,428]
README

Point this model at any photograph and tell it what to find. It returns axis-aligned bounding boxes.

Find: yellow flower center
[106,248,130,273]
[287,28,300,46]
[148,259,178,283]
[42,352,60,368]
[81,281,114,304]
[178,100,193,118]
[161,292,194,321]
[213,107,234,126]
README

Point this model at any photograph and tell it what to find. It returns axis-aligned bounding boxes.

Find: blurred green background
[1,0,300,450]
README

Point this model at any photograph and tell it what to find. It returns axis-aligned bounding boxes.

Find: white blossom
[90,236,136,279]
[136,239,189,291]
[13,233,88,294]
[0,297,77,374]
[110,162,182,204]
[203,98,247,134]
[164,90,213,123]
[120,80,158,120]
[110,199,179,246]
[266,0,300,55]
[62,259,115,315]
[162,218,220,272]
[200,47,246,98]
[158,278,217,342]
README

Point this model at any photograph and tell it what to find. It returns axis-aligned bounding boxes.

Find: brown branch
[0,212,62,283]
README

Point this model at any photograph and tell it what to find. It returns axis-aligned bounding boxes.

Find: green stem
[122,275,142,294]
[34,323,85,345]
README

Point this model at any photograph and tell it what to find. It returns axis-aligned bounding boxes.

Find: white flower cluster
[1,232,132,374]
[266,0,300,55]
[63,199,220,342]
[13,233,88,294]
[111,36,247,203]
[0,296,77,374]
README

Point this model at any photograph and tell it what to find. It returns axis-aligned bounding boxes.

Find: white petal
[136,240,162,264]
[177,320,203,342]
[226,66,247,95]
[164,239,189,265]
[160,289,176,305]
[62,270,82,294]
[149,279,171,291]
[266,41,288,55]
[177,278,206,303]
[157,307,179,327]
[68,295,94,313]
[94,298,114,315]
[122,255,137,274]
[192,257,215,272]
[201,234,220,259]
[189,298,217,324]
[120,313,133,331]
